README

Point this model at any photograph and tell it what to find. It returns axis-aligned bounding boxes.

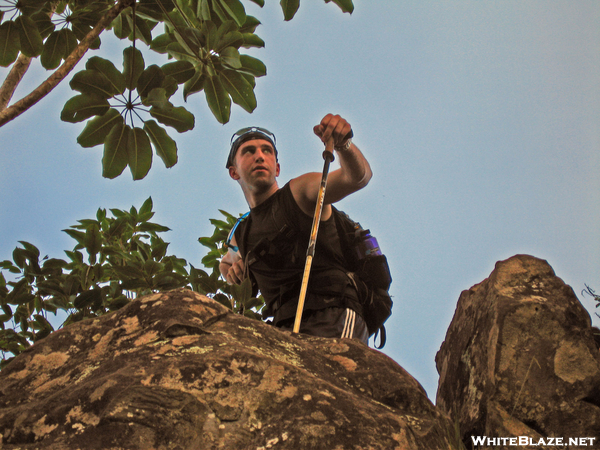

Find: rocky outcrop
[436,254,600,447]
[0,289,458,449]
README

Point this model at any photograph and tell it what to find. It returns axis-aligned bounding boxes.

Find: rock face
[436,254,600,447]
[0,289,457,449]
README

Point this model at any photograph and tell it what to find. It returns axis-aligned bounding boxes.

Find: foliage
[0,198,262,368]
[582,284,600,319]
[0,0,354,179]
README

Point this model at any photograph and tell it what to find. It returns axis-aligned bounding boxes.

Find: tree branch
[0,0,135,128]
[0,54,32,111]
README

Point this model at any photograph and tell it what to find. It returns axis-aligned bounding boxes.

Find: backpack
[227,206,393,348]
[331,207,393,348]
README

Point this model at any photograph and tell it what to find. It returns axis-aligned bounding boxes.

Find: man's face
[229,138,280,190]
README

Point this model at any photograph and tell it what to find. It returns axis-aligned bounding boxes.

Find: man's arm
[291,114,372,217]
[219,235,246,285]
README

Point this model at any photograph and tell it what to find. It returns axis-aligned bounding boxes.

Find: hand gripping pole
[292,138,335,334]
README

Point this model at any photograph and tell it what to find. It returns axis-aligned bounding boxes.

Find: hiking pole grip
[293,137,335,334]
[322,137,335,162]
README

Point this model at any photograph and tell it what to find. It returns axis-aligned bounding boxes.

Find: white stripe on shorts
[341,308,356,339]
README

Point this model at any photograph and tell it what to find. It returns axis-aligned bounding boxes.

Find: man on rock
[219,114,373,344]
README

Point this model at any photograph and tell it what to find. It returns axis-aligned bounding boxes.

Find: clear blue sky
[1,1,599,399]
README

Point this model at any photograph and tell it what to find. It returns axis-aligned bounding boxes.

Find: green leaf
[204,75,230,124]
[211,0,229,23]
[139,196,153,217]
[215,30,243,52]
[150,33,173,54]
[15,16,43,57]
[31,12,55,39]
[219,46,241,69]
[137,64,165,98]
[239,15,261,34]
[127,127,153,180]
[103,122,130,179]
[161,60,195,84]
[105,216,129,240]
[248,0,265,6]
[60,28,78,59]
[173,27,202,57]
[162,75,179,98]
[144,120,178,168]
[198,0,211,20]
[78,108,123,148]
[70,70,117,98]
[84,224,102,262]
[198,236,215,249]
[138,222,170,232]
[149,105,195,133]
[217,0,246,27]
[40,30,65,69]
[139,0,175,20]
[125,14,153,45]
[165,41,195,62]
[86,56,126,95]
[142,88,171,108]
[123,46,145,90]
[74,289,102,309]
[0,260,20,274]
[111,10,132,39]
[61,94,110,123]
[151,239,169,260]
[241,32,265,49]
[17,240,40,258]
[111,264,145,279]
[280,0,300,21]
[239,55,266,77]
[219,69,256,113]
[18,0,45,15]
[0,21,20,67]
[325,0,354,13]
[70,22,100,50]
[183,68,206,101]
[63,228,87,247]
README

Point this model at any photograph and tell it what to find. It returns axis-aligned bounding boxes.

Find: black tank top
[235,182,360,324]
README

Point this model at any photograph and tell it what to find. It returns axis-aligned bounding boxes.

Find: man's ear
[276,162,280,177]
[229,165,240,180]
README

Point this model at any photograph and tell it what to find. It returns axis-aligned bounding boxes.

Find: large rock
[436,254,600,447]
[0,289,457,449]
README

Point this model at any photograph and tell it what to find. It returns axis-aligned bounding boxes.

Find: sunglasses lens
[230,127,276,146]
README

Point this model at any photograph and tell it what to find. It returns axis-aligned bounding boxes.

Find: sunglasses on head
[230,127,277,146]
[227,126,277,168]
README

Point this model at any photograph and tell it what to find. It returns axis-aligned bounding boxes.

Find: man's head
[226,127,278,169]
[227,127,281,203]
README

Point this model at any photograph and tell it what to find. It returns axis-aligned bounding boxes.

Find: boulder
[436,254,600,447]
[0,289,457,449]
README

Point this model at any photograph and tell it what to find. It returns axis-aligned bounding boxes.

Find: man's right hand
[225,258,245,285]
[219,244,246,285]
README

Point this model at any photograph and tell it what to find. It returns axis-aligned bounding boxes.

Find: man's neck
[243,182,280,208]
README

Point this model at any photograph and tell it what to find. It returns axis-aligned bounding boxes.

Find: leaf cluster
[582,284,600,318]
[196,209,262,318]
[1,0,354,179]
[0,199,263,368]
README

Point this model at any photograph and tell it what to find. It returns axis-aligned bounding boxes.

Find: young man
[219,114,373,344]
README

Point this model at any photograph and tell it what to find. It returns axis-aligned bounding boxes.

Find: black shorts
[278,307,368,345]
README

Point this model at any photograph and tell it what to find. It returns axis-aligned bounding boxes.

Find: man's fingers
[227,259,245,285]
[314,115,353,146]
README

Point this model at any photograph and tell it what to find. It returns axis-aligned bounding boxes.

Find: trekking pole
[293,137,336,334]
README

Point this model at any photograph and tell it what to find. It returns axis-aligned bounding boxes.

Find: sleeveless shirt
[235,182,361,325]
